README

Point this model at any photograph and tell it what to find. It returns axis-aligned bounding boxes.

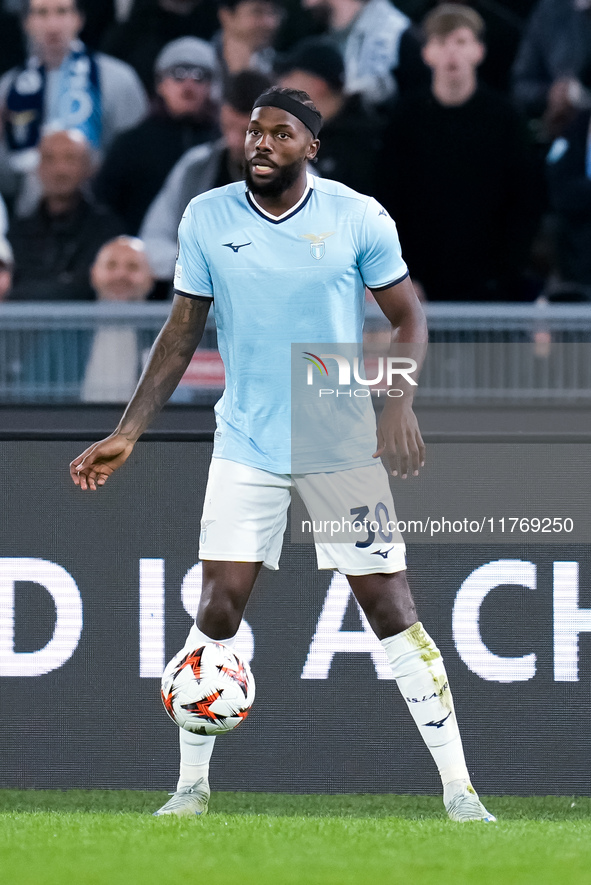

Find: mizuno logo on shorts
[372,547,394,559]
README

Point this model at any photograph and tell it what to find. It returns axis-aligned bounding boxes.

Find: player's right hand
[69,433,135,491]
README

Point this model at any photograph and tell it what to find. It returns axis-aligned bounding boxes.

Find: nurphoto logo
[302,351,418,397]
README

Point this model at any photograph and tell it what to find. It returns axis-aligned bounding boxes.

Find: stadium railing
[0,301,590,404]
[366,302,591,403]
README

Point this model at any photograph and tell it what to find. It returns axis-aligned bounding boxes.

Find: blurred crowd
[1,0,591,306]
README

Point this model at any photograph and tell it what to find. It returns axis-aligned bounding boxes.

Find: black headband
[252,91,322,138]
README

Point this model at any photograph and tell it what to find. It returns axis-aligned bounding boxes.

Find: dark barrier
[0,438,590,796]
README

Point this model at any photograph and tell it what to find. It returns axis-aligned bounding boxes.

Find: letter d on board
[0,558,83,676]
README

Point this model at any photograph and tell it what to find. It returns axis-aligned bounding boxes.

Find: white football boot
[444,779,496,822]
[153,777,210,817]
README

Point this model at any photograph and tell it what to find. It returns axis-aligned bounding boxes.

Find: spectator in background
[8,129,124,301]
[276,36,383,193]
[401,0,537,94]
[101,0,220,93]
[2,0,121,40]
[0,0,148,176]
[90,236,154,303]
[0,237,15,300]
[213,0,284,83]
[545,109,591,299]
[512,0,591,141]
[301,0,428,106]
[94,37,221,236]
[140,70,272,284]
[81,236,156,401]
[376,3,542,302]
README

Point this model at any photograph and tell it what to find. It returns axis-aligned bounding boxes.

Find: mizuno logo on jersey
[223,242,251,252]
[299,231,335,260]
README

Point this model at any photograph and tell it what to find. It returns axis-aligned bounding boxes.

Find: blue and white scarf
[5,40,102,166]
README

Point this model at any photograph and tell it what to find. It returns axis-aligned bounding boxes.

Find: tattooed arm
[70,295,211,490]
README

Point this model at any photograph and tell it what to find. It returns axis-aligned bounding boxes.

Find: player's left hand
[69,433,135,491]
[373,399,425,478]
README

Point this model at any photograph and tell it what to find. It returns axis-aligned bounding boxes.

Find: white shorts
[198,458,406,576]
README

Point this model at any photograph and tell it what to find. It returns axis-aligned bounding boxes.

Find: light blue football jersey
[174,174,408,473]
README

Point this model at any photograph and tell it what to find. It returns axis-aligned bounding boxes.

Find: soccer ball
[160,642,255,736]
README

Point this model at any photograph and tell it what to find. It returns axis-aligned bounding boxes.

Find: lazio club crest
[299,231,335,260]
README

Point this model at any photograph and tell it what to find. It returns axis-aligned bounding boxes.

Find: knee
[197,566,254,639]
[197,593,241,639]
[349,570,418,640]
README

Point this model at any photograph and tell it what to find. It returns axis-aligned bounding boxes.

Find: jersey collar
[246,172,314,224]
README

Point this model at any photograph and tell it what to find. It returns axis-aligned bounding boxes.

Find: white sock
[381,622,470,787]
[176,624,236,791]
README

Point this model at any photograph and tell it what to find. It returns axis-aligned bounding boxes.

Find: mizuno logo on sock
[423,712,452,729]
[372,547,394,559]
[223,242,251,252]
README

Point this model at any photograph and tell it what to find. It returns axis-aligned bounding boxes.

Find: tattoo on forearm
[118,297,211,440]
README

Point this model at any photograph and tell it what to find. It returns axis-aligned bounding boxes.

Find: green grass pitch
[1,790,591,885]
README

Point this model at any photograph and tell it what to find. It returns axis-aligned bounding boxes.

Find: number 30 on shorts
[350,503,393,548]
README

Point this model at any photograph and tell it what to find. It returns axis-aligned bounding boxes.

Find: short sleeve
[173,201,214,299]
[357,197,408,290]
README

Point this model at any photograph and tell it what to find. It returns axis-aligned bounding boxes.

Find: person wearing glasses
[94,37,222,236]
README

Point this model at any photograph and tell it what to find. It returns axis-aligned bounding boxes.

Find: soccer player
[70,86,495,823]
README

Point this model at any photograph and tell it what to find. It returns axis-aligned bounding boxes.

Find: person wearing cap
[213,0,284,85]
[277,36,383,193]
[100,0,220,94]
[0,237,14,301]
[94,37,221,237]
[72,84,495,825]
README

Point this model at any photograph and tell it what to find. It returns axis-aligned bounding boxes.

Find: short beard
[245,158,303,199]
